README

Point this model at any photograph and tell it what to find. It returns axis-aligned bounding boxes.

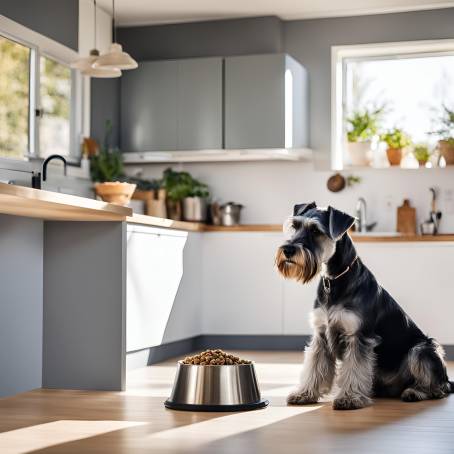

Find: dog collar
[322,256,358,294]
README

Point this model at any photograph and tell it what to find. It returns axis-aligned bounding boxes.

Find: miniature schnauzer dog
[276,202,453,410]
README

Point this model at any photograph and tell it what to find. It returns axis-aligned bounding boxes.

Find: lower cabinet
[201,232,309,335]
[126,225,202,352]
[201,234,454,343]
[126,227,454,351]
[356,242,454,345]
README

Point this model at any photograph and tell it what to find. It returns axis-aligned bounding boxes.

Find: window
[0,27,82,161]
[332,40,454,169]
[0,36,30,159]
[39,55,72,157]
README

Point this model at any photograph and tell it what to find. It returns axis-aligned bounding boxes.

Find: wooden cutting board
[397,199,417,235]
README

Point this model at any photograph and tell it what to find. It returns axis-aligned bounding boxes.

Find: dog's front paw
[333,394,372,410]
[287,389,319,405]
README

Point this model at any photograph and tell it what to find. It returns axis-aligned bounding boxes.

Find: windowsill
[340,164,452,171]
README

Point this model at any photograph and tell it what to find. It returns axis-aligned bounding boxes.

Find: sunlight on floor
[0,420,146,454]
[148,405,322,447]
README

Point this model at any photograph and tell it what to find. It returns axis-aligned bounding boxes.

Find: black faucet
[31,154,68,189]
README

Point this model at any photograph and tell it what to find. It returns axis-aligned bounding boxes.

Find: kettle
[220,202,243,226]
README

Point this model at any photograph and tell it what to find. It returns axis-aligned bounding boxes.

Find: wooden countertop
[202,224,454,241]
[1,184,453,241]
[126,214,204,232]
[0,183,132,221]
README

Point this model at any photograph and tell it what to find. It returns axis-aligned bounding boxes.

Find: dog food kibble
[182,349,252,365]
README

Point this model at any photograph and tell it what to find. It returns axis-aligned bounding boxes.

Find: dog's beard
[275,246,320,283]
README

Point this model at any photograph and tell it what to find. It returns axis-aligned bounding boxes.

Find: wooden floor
[0,351,453,454]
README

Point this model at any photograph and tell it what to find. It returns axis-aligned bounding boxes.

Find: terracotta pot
[94,182,136,206]
[347,141,371,166]
[386,148,403,166]
[438,140,454,165]
[166,199,182,221]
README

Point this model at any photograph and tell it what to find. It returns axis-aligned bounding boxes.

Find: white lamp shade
[72,49,121,78]
[71,49,99,71]
[82,66,122,78]
[93,43,138,70]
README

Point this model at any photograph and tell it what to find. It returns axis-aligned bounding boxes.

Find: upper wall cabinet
[177,58,223,150]
[121,58,223,152]
[121,60,178,151]
[224,54,308,150]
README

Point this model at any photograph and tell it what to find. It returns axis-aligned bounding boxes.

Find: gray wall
[117,16,283,61]
[0,215,43,397]
[91,78,121,148]
[0,0,79,50]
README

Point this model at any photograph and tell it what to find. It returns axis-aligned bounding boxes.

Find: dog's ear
[327,206,355,240]
[293,202,317,216]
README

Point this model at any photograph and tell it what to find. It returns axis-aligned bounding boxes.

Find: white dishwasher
[126,224,188,352]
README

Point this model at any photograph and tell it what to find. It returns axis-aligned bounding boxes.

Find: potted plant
[413,144,431,167]
[346,107,382,166]
[162,168,210,221]
[432,106,454,165]
[380,128,411,166]
[90,121,136,206]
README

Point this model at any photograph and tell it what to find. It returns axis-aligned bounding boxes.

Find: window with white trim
[332,40,454,169]
[0,28,83,161]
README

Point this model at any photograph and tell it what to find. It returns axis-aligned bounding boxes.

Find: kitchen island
[1,182,453,398]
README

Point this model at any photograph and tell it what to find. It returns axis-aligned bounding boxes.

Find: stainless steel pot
[182,197,208,222]
[220,202,243,226]
[165,361,268,411]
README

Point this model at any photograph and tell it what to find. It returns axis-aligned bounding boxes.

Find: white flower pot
[347,141,372,166]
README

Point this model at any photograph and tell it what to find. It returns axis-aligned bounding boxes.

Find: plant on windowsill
[380,128,412,166]
[345,107,383,166]
[90,120,136,206]
[162,168,210,222]
[413,144,432,167]
[431,106,454,165]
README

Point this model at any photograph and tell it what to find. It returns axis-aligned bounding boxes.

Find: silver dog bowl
[165,361,269,411]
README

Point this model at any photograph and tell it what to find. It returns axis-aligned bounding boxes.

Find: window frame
[0,15,87,164]
[331,39,454,170]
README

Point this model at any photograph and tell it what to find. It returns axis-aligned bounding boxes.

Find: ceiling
[96,0,454,27]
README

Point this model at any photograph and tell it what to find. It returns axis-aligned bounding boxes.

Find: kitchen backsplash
[127,161,454,233]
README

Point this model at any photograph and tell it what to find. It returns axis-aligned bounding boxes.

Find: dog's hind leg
[287,331,335,405]
[401,340,451,402]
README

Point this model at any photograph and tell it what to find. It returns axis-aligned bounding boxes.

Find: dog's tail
[449,381,454,393]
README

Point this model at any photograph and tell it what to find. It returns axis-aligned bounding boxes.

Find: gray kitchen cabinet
[177,58,223,150]
[121,58,222,152]
[121,60,178,152]
[224,53,308,149]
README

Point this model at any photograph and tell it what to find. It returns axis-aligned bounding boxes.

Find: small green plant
[380,128,411,149]
[90,120,124,182]
[162,168,209,202]
[346,107,383,142]
[346,175,362,187]
[431,105,454,145]
[413,144,431,164]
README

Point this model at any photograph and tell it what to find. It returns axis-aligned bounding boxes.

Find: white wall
[126,161,454,233]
